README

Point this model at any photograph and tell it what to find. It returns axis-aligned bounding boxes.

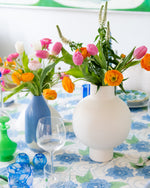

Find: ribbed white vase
[73,85,131,162]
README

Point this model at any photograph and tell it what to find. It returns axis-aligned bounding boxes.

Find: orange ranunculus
[43,89,57,100]
[21,72,34,82]
[0,57,2,63]
[104,70,123,86]
[76,47,91,59]
[62,76,75,93]
[120,54,126,59]
[11,69,22,85]
[4,60,16,69]
[141,53,150,71]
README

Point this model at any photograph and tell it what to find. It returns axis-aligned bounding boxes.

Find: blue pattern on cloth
[81,179,111,188]
[1,89,150,187]
[81,155,102,164]
[66,131,76,139]
[131,141,150,152]
[136,166,150,179]
[114,143,128,151]
[142,114,150,121]
[55,153,81,164]
[17,141,28,150]
[106,166,134,180]
[131,121,148,130]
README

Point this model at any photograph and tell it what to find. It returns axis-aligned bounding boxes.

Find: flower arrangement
[55,2,149,92]
[0,38,67,102]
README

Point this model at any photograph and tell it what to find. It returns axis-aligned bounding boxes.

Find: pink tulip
[7,53,19,62]
[40,38,52,50]
[87,44,98,56]
[51,42,62,55]
[133,46,147,59]
[28,60,42,71]
[73,51,83,66]
[36,50,49,59]
[0,67,10,74]
[59,73,69,80]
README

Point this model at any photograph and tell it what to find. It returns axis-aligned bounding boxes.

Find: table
[0,88,150,188]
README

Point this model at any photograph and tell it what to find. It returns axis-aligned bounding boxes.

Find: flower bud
[73,51,83,66]
[7,53,19,62]
[51,42,62,55]
[87,44,98,56]
[133,46,147,59]
[40,38,52,50]
[32,41,42,51]
[36,50,49,59]
[15,41,24,54]
[28,60,41,71]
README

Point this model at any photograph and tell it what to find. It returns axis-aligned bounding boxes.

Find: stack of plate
[116,90,149,108]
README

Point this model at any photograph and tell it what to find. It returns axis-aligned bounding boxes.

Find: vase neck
[91,85,115,98]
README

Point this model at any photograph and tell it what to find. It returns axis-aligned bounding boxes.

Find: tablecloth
[0,88,150,188]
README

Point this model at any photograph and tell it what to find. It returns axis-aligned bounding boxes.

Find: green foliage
[76,170,93,183]
[79,147,89,156]
[22,51,29,72]
[56,2,141,91]
[110,181,128,188]
[126,135,139,144]
[113,152,124,158]
[3,83,27,102]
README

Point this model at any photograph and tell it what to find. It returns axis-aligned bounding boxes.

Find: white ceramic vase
[73,85,131,162]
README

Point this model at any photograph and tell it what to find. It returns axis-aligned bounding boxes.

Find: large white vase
[73,85,131,162]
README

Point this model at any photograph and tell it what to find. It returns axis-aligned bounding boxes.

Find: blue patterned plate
[116,90,149,108]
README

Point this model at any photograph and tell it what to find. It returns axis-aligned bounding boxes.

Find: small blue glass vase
[7,162,33,188]
[25,95,51,152]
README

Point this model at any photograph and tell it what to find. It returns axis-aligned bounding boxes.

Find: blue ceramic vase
[25,95,51,152]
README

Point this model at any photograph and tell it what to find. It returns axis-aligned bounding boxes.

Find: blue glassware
[82,84,90,98]
[16,153,30,164]
[7,162,33,188]
[33,153,47,170]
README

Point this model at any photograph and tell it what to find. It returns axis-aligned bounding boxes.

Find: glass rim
[38,116,63,122]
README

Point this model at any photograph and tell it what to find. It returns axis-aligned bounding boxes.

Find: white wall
[0,6,150,92]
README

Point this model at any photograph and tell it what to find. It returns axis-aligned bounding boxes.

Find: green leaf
[113,152,124,158]
[40,63,55,91]
[118,83,126,94]
[22,51,29,72]
[55,166,68,172]
[79,147,89,156]
[126,135,139,144]
[64,141,74,146]
[129,161,146,169]
[61,47,74,66]
[76,170,93,183]
[3,83,26,102]
[123,60,140,71]
[96,41,107,69]
[110,181,128,188]
[66,68,84,78]
[117,47,135,71]
[0,175,8,182]
[64,122,72,126]
[138,157,144,164]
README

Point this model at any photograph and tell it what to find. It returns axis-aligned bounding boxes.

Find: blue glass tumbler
[7,162,33,188]
[82,84,90,98]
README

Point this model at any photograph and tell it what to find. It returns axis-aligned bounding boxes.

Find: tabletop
[0,87,150,188]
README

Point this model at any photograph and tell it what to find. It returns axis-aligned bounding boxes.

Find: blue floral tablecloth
[1,88,150,188]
